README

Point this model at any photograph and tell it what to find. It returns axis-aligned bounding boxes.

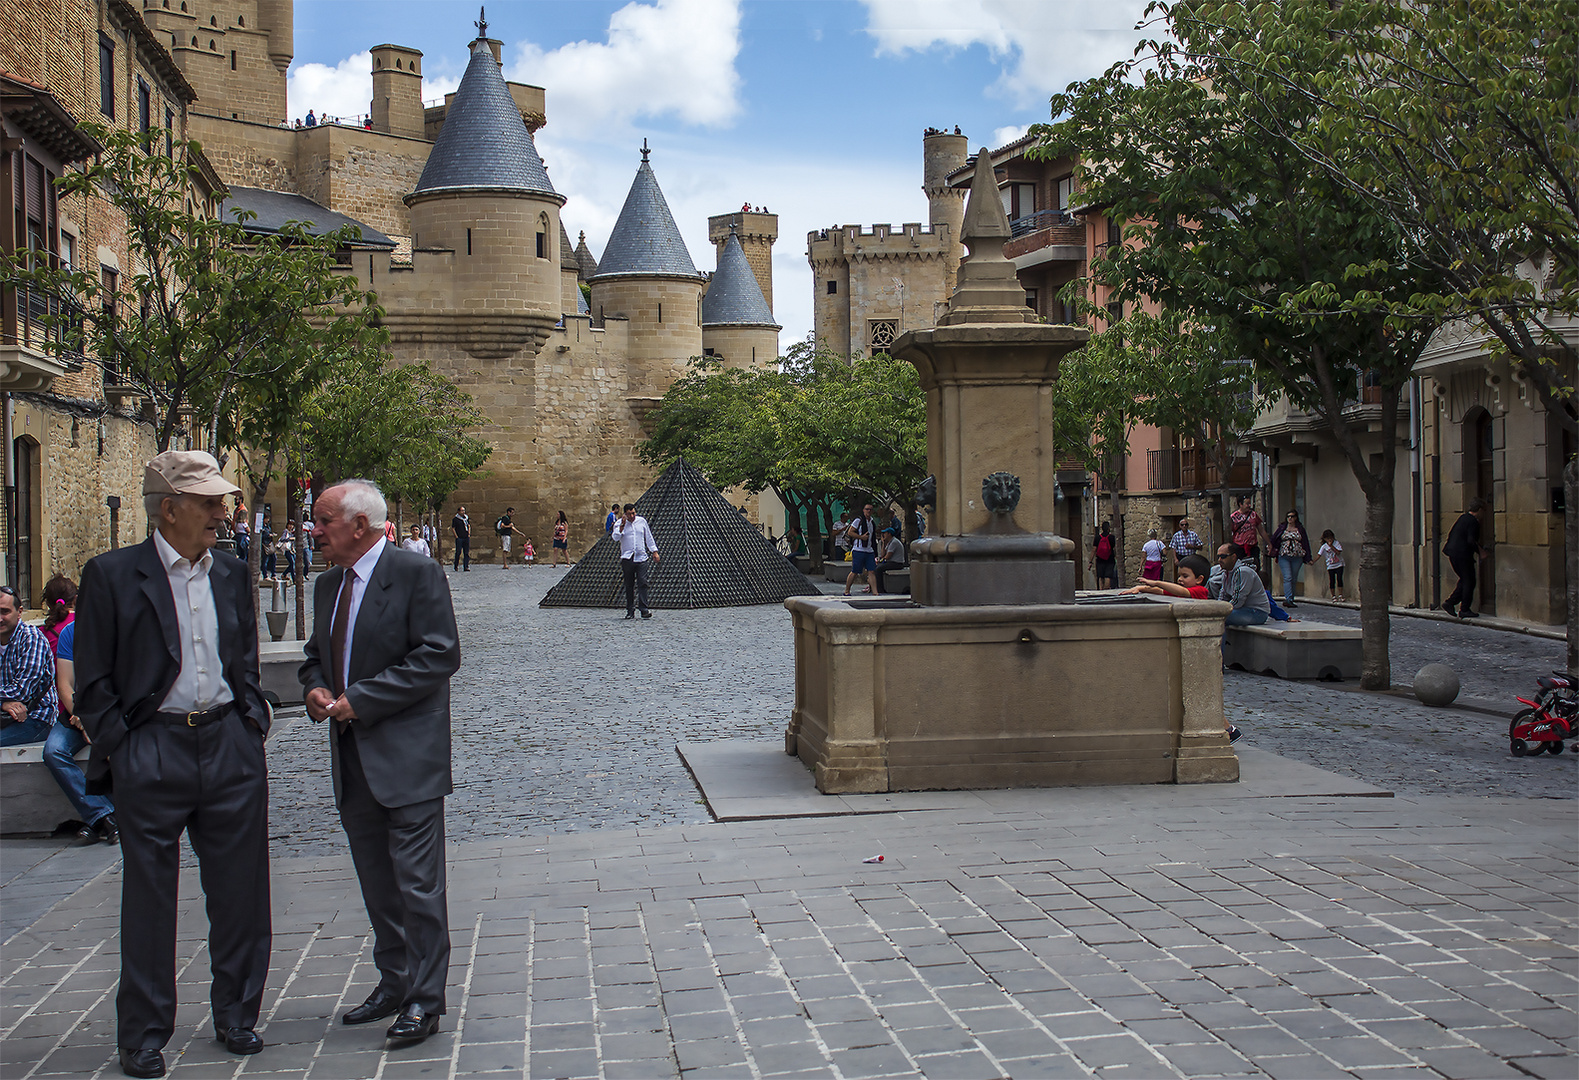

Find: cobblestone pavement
[2,786,1573,1079]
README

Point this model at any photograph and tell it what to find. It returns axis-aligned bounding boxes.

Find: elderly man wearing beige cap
[75,450,272,1079]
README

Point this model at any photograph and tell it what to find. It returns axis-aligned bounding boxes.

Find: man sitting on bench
[1211,543,1270,627]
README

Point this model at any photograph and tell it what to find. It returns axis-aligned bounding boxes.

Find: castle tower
[923,128,969,291]
[143,0,288,125]
[707,210,778,310]
[574,231,599,280]
[371,44,425,139]
[702,229,781,368]
[405,35,565,326]
[589,145,704,398]
[558,221,585,315]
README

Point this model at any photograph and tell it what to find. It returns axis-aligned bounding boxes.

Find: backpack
[1095,534,1114,561]
[496,517,508,535]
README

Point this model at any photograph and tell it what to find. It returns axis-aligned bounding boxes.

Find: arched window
[395,59,402,69]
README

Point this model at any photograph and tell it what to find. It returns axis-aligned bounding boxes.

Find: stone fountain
[783,152,1238,793]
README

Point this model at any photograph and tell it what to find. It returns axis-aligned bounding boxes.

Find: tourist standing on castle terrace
[614,504,659,619]
[75,450,271,1078]
[302,480,460,1049]
[451,505,470,571]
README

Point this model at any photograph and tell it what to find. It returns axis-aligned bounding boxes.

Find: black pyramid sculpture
[540,459,819,609]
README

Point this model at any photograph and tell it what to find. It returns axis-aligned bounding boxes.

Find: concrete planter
[785,594,1238,793]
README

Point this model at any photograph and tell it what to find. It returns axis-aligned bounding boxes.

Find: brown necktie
[329,569,355,734]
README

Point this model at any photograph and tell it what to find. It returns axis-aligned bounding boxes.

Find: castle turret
[371,45,425,140]
[559,221,583,316]
[702,229,781,368]
[923,128,969,292]
[707,210,778,310]
[405,35,566,326]
[257,0,294,73]
[590,145,704,397]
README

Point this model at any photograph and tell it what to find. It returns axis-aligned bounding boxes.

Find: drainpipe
[1430,382,1443,609]
[1409,376,1422,608]
[3,392,13,592]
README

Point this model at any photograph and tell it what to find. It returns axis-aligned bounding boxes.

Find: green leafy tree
[0,125,381,454]
[1155,0,1578,671]
[1037,8,1455,689]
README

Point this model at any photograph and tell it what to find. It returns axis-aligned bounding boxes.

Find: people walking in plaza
[1090,521,1117,589]
[75,450,271,1078]
[875,526,907,594]
[279,521,298,581]
[401,524,431,558]
[47,581,118,845]
[614,503,660,618]
[832,511,852,562]
[1141,529,1167,580]
[0,586,60,748]
[605,502,619,537]
[451,505,471,571]
[1230,495,1268,567]
[259,520,277,581]
[1318,530,1345,600]
[1271,510,1312,607]
[551,510,570,566]
[842,503,880,596]
[302,480,461,1049]
[522,538,535,565]
[1442,498,1487,618]
[495,508,524,568]
[233,506,249,565]
[1210,542,1271,627]
[1168,517,1201,563]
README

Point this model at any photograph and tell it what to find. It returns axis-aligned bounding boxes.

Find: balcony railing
[1009,208,1078,238]
[1147,447,1253,491]
[2,286,84,363]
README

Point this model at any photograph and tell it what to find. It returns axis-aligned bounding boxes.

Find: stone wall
[808,224,952,357]
[589,276,704,395]
[144,1,287,126]
[406,192,563,319]
[302,125,431,242]
[707,212,778,308]
[702,325,778,369]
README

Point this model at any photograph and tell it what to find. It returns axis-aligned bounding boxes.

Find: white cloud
[506,0,742,132]
[991,123,1032,148]
[286,51,459,123]
[860,0,1152,105]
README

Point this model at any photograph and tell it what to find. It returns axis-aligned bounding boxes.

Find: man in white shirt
[401,524,432,558]
[843,503,880,596]
[613,503,660,619]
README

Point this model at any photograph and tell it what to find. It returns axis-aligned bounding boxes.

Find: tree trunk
[1566,454,1577,678]
[1107,481,1127,584]
[432,503,444,565]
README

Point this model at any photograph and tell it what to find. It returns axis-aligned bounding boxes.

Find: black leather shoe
[343,987,402,1025]
[641,610,652,618]
[72,822,98,846]
[386,1004,439,1043]
[1442,602,1458,617]
[624,612,635,619]
[1461,608,1479,618]
[118,1047,165,1078]
[215,1026,263,1055]
[96,814,119,844]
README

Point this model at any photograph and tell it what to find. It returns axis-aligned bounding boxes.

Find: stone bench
[1224,620,1362,681]
[260,639,307,705]
[1,743,86,835]
[880,567,911,595]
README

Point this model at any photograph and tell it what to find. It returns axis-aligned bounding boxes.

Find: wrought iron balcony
[1009,208,1078,237]
[1147,447,1253,492]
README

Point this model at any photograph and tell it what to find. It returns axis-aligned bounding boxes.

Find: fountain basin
[784,594,1238,793]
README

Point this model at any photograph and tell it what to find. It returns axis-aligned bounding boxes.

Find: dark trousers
[875,559,905,594]
[1445,552,1476,610]
[338,731,450,1013]
[111,713,271,1049]
[622,558,651,615]
[453,536,469,570]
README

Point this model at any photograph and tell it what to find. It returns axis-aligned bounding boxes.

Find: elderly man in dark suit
[75,450,271,1079]
[300,479,460,1046]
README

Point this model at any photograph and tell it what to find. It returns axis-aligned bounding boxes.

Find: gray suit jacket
[299,543,460,808]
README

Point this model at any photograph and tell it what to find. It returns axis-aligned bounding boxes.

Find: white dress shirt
[153,529,235,713]
[614,516,657,562]
[335,538,388,694]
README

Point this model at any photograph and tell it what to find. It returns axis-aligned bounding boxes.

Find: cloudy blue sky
[287,0,1150,344]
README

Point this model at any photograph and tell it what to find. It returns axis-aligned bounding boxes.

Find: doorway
[1466,407,1496,614]
[12,436,39,608]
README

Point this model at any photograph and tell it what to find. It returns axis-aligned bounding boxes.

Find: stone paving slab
[2,776,1573,1080]
[677,742,1390,822]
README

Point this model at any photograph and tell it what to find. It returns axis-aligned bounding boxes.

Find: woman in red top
[551,510,570,566]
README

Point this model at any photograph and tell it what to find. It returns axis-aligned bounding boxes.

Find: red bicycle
[1509,672,1577,756]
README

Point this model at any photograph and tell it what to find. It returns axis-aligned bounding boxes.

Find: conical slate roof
[589,148,700,281]
[702,231,779,328]
[559,221,579,271]
[574,232,598,280]
[540,460,817,609]
[413,39,561,200]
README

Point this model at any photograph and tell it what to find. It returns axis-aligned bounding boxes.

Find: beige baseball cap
[142,450,242,498]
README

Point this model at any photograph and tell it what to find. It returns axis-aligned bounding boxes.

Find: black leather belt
[156,703,236,727]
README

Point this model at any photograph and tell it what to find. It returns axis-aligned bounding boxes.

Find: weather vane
[641,138,650,163]
[475,6,488,38]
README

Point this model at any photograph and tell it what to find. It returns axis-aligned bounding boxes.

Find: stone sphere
[1413,663,1460,706]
